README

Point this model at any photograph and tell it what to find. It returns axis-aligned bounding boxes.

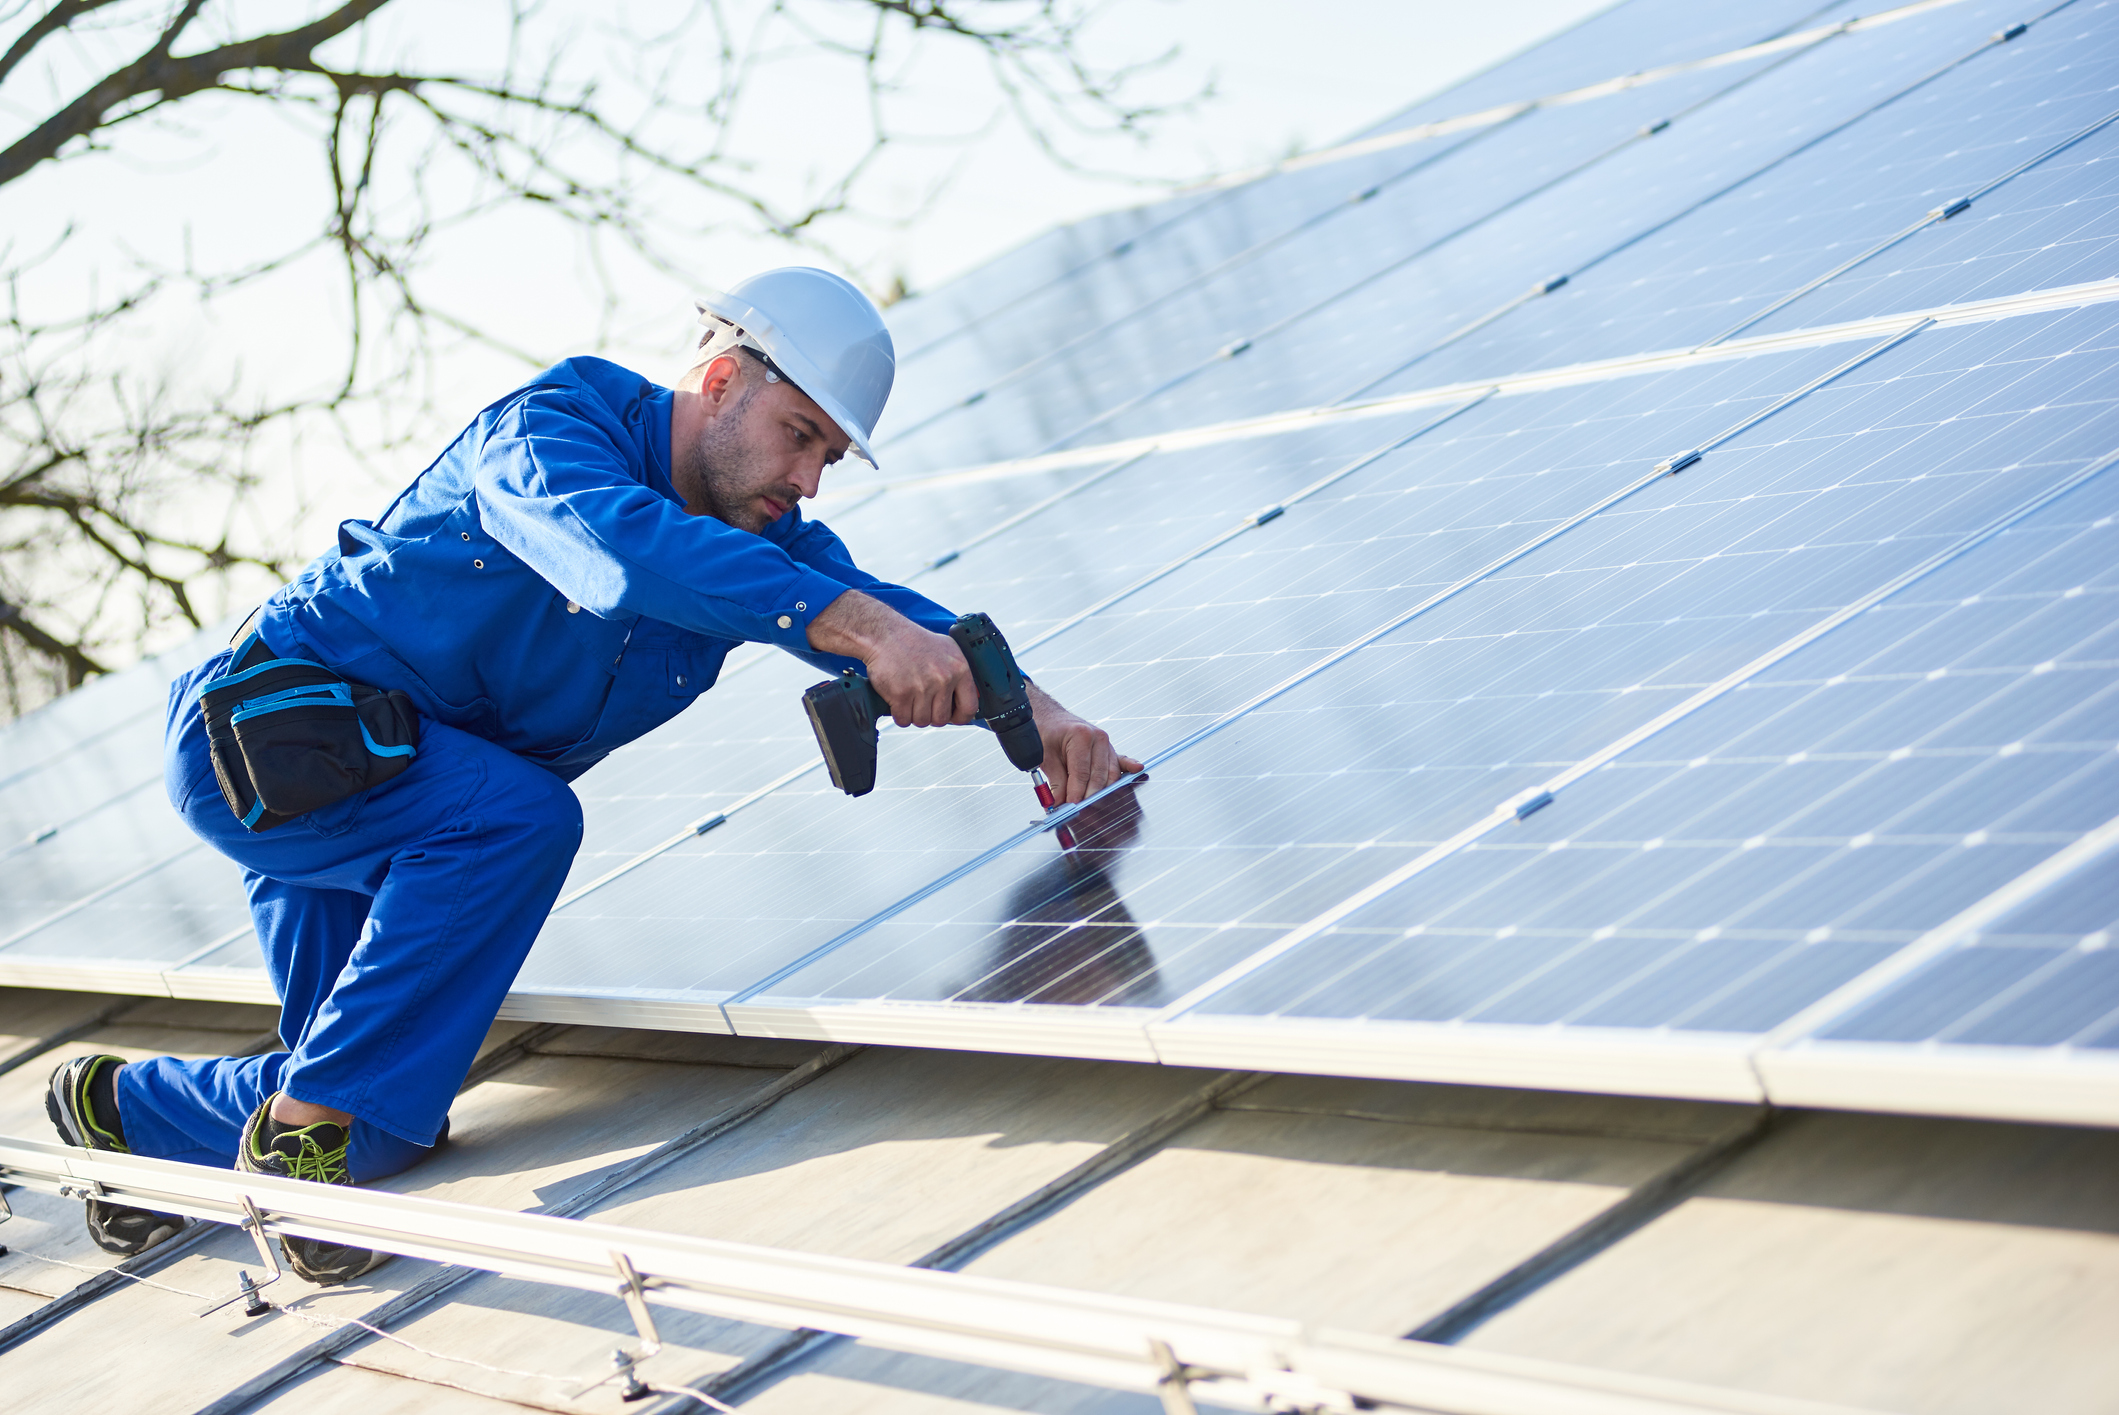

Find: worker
[44,268,1142,1284]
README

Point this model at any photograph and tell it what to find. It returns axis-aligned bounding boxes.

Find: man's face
[675,355,852,533]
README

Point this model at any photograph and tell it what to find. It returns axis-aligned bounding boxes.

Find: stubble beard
[677,383,791,534]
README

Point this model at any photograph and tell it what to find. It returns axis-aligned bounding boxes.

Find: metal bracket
[195,1197,283,1319]
[1149,1338,1202,1415]
[0,1182,13,1223]
[608,1251,662,1402]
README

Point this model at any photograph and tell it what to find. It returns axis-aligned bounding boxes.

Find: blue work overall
[120,357,954,1180]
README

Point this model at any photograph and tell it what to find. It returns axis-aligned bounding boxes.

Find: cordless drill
[803,612,1051,802]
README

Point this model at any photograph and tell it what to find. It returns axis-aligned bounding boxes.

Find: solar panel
[1149,308,2119,1092]
[1375,11,2119,390]
[1068,0,2065,449]
[2,0,2114,1127]
[1347,0,1870,144]
[870,48,1809,475]
[723,310,2118,1042]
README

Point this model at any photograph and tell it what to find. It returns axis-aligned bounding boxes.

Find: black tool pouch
[200,636,420,832]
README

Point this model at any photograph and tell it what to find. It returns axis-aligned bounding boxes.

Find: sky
[1,0,1612,661]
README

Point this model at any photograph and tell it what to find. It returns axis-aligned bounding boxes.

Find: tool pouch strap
[200,630,420,832]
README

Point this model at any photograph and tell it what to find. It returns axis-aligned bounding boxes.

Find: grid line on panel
[1150,414,2119,1031]
[1235,2,1920,182]
[0,843,206,952]
[1010,394,1498,661]
[1762,807,2119,1047]
[1334,7,2066,405]
[724,323,1937,1012]
[891,0,1968,380]
[1696,107,2119,349]
[1033,32,1858,460]
[911,450,1154,576]
[1,776,160,862]
[1142,322,1931,773]
[882,112,1533,449]
[877,278,2119,498]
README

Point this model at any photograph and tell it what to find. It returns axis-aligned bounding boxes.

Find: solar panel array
[3,0,2115,1123]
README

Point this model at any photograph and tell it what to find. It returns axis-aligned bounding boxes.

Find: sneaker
[44,1054,187,1257]
[235,1094,389,1286]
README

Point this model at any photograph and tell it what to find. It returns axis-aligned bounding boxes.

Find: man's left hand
[1028,683,1144,804]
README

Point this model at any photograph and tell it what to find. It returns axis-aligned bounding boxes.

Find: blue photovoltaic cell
[522,341,1868,1004]
[1181,319,2119,1037]
[869,54,1798,476]
[883,192,1225,367]
[1352,0,1861,142]
[872,0,1851,440]
[0,842,251,971]
[0,786,198,943]
[735,310,2119,1016]
[1075,0,2043,448]
[1379,10,2119,389]
[873,132,1492,451]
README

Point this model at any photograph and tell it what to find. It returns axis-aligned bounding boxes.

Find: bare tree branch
[0,0,1203,717]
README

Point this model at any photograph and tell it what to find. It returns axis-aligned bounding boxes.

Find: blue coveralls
[127,357,954,1179]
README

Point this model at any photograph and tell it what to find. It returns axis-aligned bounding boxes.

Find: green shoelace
[270,1126,351,1184]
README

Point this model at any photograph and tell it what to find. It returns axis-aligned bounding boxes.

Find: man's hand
[807,591,977,727]
[1028,682,1144,804]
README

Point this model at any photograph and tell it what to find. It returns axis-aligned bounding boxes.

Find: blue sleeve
[766,512,960,677]
[471,389,849,652]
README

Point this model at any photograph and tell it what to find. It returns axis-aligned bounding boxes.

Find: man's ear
[697,351,742,410]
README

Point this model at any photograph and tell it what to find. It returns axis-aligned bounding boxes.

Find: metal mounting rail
[0,1134,1875,1415]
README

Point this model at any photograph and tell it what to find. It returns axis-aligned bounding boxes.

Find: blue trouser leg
[120,651,583,1181]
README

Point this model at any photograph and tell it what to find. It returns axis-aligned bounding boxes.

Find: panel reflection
[952,780,1162,1007]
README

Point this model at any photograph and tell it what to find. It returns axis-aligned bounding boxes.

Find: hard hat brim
[695,290,883,468]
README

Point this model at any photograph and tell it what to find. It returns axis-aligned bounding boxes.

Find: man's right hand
[806,590,977,728]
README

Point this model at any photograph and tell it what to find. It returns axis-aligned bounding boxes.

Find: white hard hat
[694,268,896,467]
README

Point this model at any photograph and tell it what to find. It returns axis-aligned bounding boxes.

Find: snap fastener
[473,559,485,569]
[795,601,806,611]
[777,614,792,629]
[460,531,470,541]
[566,602,581,614]
[676,675,687,686]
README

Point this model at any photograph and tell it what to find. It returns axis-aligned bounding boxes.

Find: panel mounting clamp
[196,1196,282,1319]
[607,1250,663,1402]
[1656,450,1703,475]
[1513,790,1555,821]
[1934,197,1973,220]
[1246,504,1286,527]
[1148,1338,1203,1415]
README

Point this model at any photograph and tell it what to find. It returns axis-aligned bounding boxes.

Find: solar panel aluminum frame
[1752,813,2119,1128]
[492,986,740,1033]
[722,996,1163,1064]
[1758,1041,2119,1129]
[1147,1014,1770,1104]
